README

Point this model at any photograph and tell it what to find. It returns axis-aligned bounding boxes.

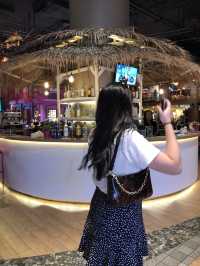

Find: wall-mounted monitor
[115,64,138,86]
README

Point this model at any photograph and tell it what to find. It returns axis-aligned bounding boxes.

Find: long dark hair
[80,84,135,180]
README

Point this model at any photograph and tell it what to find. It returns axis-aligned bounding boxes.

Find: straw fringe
[1,27,200,84]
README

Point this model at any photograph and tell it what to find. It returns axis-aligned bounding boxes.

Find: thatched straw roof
[1,27,200,85]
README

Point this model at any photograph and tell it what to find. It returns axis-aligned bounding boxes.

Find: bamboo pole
[0,69,38,85]
[138,59,143,122]
[56,68,61,121]
[90,65,105,98]
[90,65,99,98]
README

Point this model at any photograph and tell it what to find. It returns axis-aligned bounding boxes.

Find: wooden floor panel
[0,164,199,260]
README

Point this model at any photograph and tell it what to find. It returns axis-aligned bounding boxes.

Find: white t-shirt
[93,129,160,194]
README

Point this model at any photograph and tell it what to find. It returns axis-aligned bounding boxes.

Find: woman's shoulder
[124,128,143,140]
[122,129,150,150]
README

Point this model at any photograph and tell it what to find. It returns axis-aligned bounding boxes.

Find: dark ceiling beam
[33,0,69,13]
[130,1,180,28]
[33,0,48,13]
[0,2,14,12]
[50,0,69,9]
[148,0,188,9]
[147,27,192,38]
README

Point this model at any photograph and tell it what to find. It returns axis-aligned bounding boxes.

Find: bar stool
[0,150,5,197]
[0,149,8,208]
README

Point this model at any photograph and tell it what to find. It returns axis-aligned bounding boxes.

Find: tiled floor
[145,234,200,266]
[146,217,200,259]
[0,217,199,266]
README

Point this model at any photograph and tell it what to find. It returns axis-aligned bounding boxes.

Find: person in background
[143,110,158,136]
[79,84,181,266]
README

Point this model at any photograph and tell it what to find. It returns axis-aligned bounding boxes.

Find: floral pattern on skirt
[79,188,148,266]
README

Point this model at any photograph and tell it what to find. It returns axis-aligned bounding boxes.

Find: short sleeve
[125,130,160,170]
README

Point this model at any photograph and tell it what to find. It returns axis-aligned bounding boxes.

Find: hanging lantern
[44,90,49,96]
[44,81,50,89]
[68,74,74,83]
[159,88,164,95]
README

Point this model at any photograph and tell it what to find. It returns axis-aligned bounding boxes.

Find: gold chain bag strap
[107,132,153,206]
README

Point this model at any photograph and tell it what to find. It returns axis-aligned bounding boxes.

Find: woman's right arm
[149,99,182,175]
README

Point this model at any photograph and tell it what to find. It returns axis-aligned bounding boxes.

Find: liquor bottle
[75,122,82,138]
[71,89,75,98]
[87,88,92,97]
[70,105,75,118]
[76,104,80,117]
[64,87,68,98]
[51,122,59,139]
[82,122,88,138]
[76,89,80,97]
[91,87,95,97]
[66,88,71,98]
[84,88,88,97]
[63,123,69,137]
[80,88,85,97]
[65,105,70,118]
[68,121,73,138]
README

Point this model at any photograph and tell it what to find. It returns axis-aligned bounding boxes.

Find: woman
[79,84,181,266]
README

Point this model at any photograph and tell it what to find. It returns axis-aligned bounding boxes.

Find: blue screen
[115,64,138,86]
[0,98,3,112]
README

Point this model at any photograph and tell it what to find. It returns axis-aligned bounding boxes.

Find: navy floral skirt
[78,187,148,266]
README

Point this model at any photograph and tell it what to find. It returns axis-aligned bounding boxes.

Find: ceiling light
[159,89,164,95]
[68,74,74,83]
[56,41,68,48]
[44,90,49,96]
[125,39,136,45]
[44,81,50,89]
[109,34,124,42]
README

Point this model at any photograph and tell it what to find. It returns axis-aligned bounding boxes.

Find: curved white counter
[0,135,198,202]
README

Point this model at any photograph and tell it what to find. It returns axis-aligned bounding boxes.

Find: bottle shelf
[142,96,199,106]
[61,97,96,104]
[67,117,95,121]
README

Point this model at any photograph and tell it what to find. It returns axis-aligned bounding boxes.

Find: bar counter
[0,133,199,202]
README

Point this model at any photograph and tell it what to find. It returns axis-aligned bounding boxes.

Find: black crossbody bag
[107,132,153,206]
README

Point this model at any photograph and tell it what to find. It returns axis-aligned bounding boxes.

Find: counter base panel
[1,181,198,205]
[0,136,198,203]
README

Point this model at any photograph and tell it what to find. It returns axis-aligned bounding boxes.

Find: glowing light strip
[149,136,198,145]
[0,182,198,211]
[0,136,197,147]
[0,137,88,146]
[0,183,89,212]
[143,182,197,208]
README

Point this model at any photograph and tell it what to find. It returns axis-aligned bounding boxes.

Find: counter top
[0,132,199,143]
[147,133,199,142]
[0,135,88,143]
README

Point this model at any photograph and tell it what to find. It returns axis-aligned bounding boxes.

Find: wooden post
[92,64,99,98]
[138,59,143,122]
[56,68,61,121]
[138,75,143,122]
[90,65,105,98]
[0,69,39,85]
